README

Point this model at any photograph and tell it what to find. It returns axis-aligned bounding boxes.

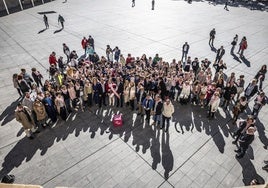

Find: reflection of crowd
[12,35,267,161]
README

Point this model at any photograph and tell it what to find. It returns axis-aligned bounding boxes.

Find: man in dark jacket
[151,94,163,126]
[221,82,237,110]
[232,115,255,144]
[116,77,124,108]
[215,46,225,64]
[97,79,107,108]
[235,126,255,158]
[181,42,190,62]
[209,28,216,47]
[244,79,258,101]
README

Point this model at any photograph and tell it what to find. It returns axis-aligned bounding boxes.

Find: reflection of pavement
[0,0,267,187]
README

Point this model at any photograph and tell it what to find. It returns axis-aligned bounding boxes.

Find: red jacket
[81,39,88,49]
[49,54,57,66]
[241,41,247,50]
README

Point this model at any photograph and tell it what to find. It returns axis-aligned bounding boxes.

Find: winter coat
[15,106,35,129]
[33,100,47,121]
[162,102,174,118]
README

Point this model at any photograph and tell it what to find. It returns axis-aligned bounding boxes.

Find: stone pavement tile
[203,176,221,188]
[179,159,195,175]
[174,175,193,188]
[212,166,230,183]
[193,170,211,187]
[144,173,167,188]
[186,165,203,182]
[167,169,185,186]
[128,179,148,188]
[220,172,240,188]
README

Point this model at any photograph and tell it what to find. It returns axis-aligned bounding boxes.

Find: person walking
[231,34,238,53]
[161,98,174,132]
[237,36,247,56]
[58,14,65,29]
[224,0,229,10]
[43,14,49,29]
[181,42,190,62]
[209,28,216,47]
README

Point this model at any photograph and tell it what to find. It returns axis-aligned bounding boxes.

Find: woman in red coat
[238,36,247,57]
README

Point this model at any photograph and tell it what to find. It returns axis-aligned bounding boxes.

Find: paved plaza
[0,0,268,187]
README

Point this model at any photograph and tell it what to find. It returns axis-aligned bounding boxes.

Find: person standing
[88,35,95,49]
[181,42,190,62]
[209,28,216,47]
[142,94,154,125]
[237,36,247,55]
[235,126,255,158]
[151,94,163,126]
[55,92,67,121]
[244,79,258,101]
[13,74,22,97]
[136,85,146,115]
[81,37,88,55]
[239,36,247,57]
[116,77,124,108]
[232,115,255,144]
[43,14,49,29]
[254,65,267,90]
[58,14,65,29]
[207,91,220,119]
[33,98,48,128]
[215,46,225,64]
[97,78,107,108]
[231,34,238,53]
[132,0,135,7]
[63,43,70,62]
[152,0,155,10]
[49,51,57,67]
[113,46,121,63]
[251,91,266,119]
[161,98,174,132]
[15,103,39,139]
[31,68,43,88]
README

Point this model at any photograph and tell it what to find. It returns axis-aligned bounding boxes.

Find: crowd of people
[12,32,267,162]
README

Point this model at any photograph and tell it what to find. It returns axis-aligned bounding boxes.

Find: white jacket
[209,96,220,112]
[162,102,174,118]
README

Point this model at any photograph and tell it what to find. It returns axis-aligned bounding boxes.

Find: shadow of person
[54,28,63,34]
[230,51,242,63]
[210,46,217,53]
[38,28,47,34]
[0,99,20,126]
[255,118,268,150]
[236,155,265,186]
[150,128,161,170]
[161,131,174,180]
[240,56,251,67]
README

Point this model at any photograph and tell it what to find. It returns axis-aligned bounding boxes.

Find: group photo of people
[12,31,267,163]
